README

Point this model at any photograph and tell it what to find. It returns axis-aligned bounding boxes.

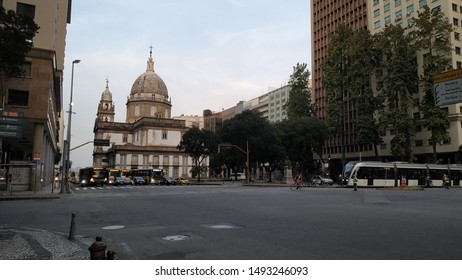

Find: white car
[311,175,333,186]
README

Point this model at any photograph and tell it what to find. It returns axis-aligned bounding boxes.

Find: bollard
[68,213,76,241]
[88,236,107,260]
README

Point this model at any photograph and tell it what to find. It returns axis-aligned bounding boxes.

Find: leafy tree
[322,24,354,165]
[375,24,418,161]
[348,28,384,158]
[411,6,453,162]
[177,127,219,182]
[284,63,313,119]
[220,110,285,181]
[0,7,39,79]
[276,116,328,179]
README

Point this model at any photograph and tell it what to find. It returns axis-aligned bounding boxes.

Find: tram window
[372,167,385,179]
[356,167,370,179]
[451,170,461,180]
[379,168,392,179]
[429,169,445,180]
[406,169,424,180]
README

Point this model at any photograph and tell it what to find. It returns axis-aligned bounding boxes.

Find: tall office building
[311,0,369,173]
[0,0,71,191]
[312,0,462,176]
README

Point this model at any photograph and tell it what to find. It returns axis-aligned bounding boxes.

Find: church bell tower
[96,79,115,123]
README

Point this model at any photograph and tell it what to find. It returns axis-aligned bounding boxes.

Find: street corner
[0,226,93,260]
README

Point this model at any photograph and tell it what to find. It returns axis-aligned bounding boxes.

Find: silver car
[311,175,333,186]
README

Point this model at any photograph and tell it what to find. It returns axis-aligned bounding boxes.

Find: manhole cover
[102,225,125,230]
[162,235,189,241]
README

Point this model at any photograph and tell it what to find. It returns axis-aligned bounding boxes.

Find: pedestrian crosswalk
[73,185,183,191]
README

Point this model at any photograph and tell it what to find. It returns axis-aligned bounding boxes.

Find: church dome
[130,52,168,98]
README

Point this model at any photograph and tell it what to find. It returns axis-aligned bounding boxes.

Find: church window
[105,117,108,122]
[151,106,157,116]
[162,131,167,140]
[104,103,109,110]
[123,134,128,143]
[173,167,179,177]
[163,156,170,165]
[131,155,139,166]
[173,156,179,165]
[152,156,159,165]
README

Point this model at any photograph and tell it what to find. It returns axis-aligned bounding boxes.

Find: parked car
[160,176,176,185]
[114,177,133,186]
[311,175,334,186]
[132,176,147,185]
[230,172,245,180]
[175,177,190,185]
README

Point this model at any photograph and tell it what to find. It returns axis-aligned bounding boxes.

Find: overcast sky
[63,0,311,168]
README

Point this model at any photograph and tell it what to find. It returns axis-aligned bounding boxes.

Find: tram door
[367,167,373,186]
[453,170,460,186]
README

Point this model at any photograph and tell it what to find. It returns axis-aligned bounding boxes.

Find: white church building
[92,51,200,179]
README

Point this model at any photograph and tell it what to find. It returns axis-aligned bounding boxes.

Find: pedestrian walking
[443,174,450,189]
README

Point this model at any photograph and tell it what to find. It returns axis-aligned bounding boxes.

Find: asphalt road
[1,183,461,260]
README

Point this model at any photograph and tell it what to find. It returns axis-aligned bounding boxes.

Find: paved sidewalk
[0,226,93,260]
[0,183,70,201]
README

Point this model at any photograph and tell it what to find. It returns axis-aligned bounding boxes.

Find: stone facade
[93,52,201,178]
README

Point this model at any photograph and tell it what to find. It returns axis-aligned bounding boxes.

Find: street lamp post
[218,141,250,184]
[61,59,80,194]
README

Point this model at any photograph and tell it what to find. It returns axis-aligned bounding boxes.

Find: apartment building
[368,0,462,163]
[203,84,294,133]
[0,0,71,191]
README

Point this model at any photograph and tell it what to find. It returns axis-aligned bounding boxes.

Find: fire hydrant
[88,236,107,260]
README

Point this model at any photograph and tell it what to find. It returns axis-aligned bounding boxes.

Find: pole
[246,140,250,184]
[61,59,80,194]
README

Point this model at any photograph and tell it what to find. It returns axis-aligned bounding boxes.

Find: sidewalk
[0,226,94,260]
[0,182,69,201]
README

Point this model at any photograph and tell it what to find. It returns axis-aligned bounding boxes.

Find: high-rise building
[368,0,462,164]
[311,0,369,174]
[0,0,71,191]
[311,0,462,175]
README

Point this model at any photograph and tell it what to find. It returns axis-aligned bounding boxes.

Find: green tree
[348,29,384,158]
[411,6,453,162]
[177,127,219,182]
[0,7,39,79]
[220,110,285,181]
[375,24,418,161]
[277,117,328,178]
[284,63,313,119]
[322,24,354,165]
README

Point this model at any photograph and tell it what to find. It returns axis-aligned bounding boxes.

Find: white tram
[344,161,462,188]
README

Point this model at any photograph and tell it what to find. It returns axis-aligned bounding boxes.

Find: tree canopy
[284,63,313,119]
[0,7,39,79]
[177,126,219,181]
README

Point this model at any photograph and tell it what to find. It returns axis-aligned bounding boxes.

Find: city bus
[344,161,462,188]
[120,169,131,178]
[131,168,164,185]
[107,169,121,185]
[79,167,108,186]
